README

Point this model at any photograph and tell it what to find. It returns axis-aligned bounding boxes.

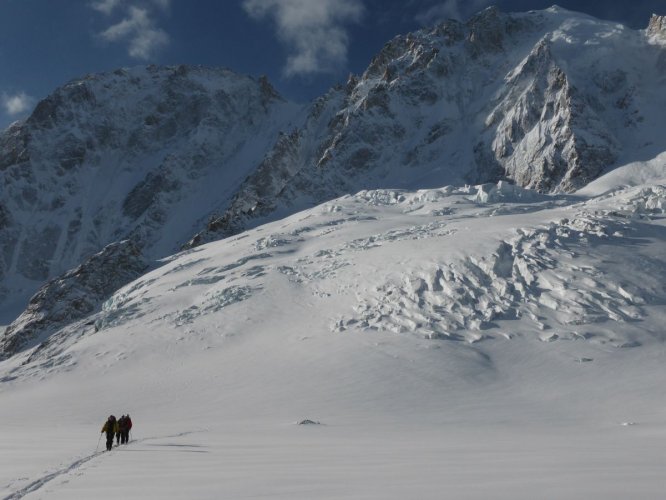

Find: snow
[4,422,665,499]
[577,152,666,196]
[1,156,666,497]
[1,7,666,499]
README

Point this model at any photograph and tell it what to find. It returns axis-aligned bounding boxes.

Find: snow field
[3,422,665,500]
[2,333,666,500]
[1,171,665,498]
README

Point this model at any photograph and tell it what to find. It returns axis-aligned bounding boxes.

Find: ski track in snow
[2,451,101,500]
[2,431,204,500]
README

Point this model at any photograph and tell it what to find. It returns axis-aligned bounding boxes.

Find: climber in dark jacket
[101,415,118,451]
[118,414,133,444]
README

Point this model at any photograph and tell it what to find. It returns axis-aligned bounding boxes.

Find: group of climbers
[101,414,133,451]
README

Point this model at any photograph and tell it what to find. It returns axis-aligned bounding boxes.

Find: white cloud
[98,5,169,60]
[415,0,492,25]
[2,92,34,116]
[243,0,364,77]
[90,0,124,15]
[91,0,170,15]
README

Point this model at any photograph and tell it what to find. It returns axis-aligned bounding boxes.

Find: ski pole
[95,433,102,452]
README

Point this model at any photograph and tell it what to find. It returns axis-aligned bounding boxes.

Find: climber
[119,414,133,444]
[101,415,118,451]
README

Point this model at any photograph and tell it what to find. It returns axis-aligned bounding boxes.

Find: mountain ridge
[188,5,665,245]
[1,6,665,356]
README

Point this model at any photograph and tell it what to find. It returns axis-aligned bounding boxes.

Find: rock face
[0,65,300,321]
[187,7,665,245]
[0,240,147,358]
[2,7,666,356]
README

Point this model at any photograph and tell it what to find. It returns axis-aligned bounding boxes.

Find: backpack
[105,415,116,433]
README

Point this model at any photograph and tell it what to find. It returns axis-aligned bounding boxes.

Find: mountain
[1,6,665,354]
[189,6,666,244]
[0,65,301,324]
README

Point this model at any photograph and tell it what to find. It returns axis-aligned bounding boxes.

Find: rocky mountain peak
[28,81,96,130]
[466,5,505,52]
[258,74,282,106]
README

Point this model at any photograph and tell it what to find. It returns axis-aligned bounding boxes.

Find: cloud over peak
[243,0,364,77]
[2,92,34,117]
[92,1,170,60]
[90,0,125,15]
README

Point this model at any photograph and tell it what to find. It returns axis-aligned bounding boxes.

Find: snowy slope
[0,160,664,498]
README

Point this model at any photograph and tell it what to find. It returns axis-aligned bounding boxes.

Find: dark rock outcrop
[0,240,147,358]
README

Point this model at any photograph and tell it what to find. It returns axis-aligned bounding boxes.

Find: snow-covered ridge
[5,170,664,369]
[0,240,146,359]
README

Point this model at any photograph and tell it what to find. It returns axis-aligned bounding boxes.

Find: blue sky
[0,0,664,129]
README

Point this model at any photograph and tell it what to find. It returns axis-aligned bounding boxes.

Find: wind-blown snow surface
[1,161,665,498]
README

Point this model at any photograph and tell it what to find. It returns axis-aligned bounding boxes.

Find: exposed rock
[0,123,30,170]
[122,167,180,220]
[188,6,658,245]
[479,39,619,191]
[466,6,506,55]
[0,240,147,358]
[0,203,11,230]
